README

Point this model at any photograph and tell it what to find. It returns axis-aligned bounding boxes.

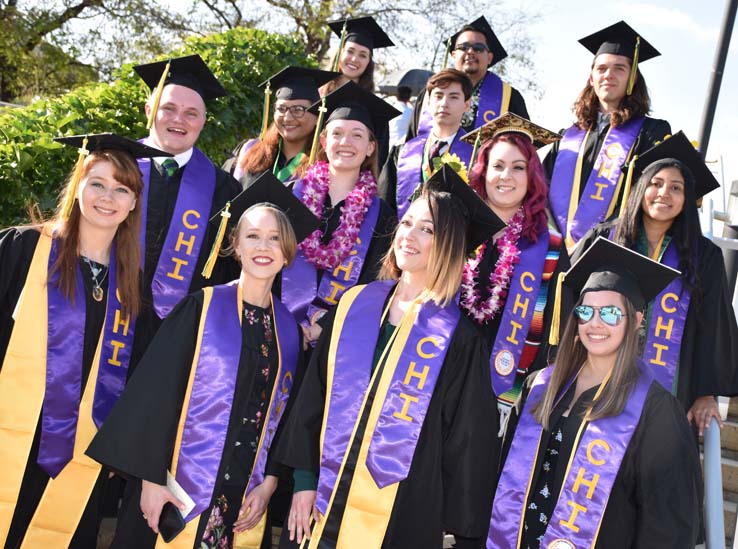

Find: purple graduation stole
[417,72,506,139]
[488,365,652,548]
[395,130,474,218]
[137,148,216,319]
[642,242,690,391]
[316,281,459,511]
[232,138,258,180]
[488,231,549,396]
[38,240,135,477]
[549,117,644,245]
[174,283,299,521]
[281,181,381,324]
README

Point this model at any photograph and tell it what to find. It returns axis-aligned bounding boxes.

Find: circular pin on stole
[494,349,515,376]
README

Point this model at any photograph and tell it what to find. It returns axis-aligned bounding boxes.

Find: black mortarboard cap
[209,172,319,243]
[579,20,659,62]
[309,81,401,133]
[449,16,508,66]
[630,131,720,198]
[564,237,679,310]
[424,164,506,252]
[260,66,340,103]
[327,16,394,50]
[54,133,172,159]
[462,112,561,150]
[134,54,227,101]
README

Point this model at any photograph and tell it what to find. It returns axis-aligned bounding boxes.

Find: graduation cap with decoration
[424,164,506,252]
[549,236,680,344]
[306,81,401,163]
[327,16,395,55]
[256,66,340,141]
[202,171,320,278]
[134,54,227,130]
[444,16,508,69]
[579,20,660,96]
[54,133,172,221]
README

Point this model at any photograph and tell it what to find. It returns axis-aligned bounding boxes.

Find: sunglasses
[274,105,309,118]
[454,42,489,53]
[573,305,626,326]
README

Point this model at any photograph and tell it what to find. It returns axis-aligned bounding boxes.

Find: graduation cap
[447,16,508,68]
[462,113,561,162]
[327,16,395,51]
[549,236,680,344]
[202,172,320,278]
[134,54,227,129]
[54,133,172,220]
[579,21,660,95]
[424,164,506,252]
[627,131,719,199]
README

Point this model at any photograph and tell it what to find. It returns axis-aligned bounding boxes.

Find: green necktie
[161,158,179,178]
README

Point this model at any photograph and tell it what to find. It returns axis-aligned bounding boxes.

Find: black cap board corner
[53,133,172,159]
[578,20,659,62]
[259,66,341,103]
[134,54,227,101]
[327,16,394,50]
[309,81,401,133]
[449,16,508,66]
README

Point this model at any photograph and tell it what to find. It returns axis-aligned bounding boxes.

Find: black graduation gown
[274,304,499,548]
[405,76,529,141]
[0,227,110,549]
[131,162,242,372]
[574,222,738,409]
[86,290,304,548]
[501,372,701,549]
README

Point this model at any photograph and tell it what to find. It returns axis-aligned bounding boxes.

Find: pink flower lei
[298,161,377,270]
[460,208,525,323]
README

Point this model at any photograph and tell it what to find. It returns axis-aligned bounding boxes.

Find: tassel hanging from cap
[146,60,171,130]
[260,82,271,141]
[308,97,328,165]
[548,272,566,346]
[60,136,89,221]
[470,131,482,169]
[626,36,640,96]
[332,21,348,72]
[618,154,638,218]
[202,201,231,279]
[441,39,452,69]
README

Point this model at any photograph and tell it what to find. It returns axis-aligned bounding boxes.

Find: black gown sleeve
[86,292,203,484]
[358,200,397,285]
[507,86,529,119]
[377,145,400,213]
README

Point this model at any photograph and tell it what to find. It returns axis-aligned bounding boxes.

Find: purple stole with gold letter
[488,364,652,548]
[137,148,216,319]
[395,130,473,219]
[315,281,459,512]
[488,231,549,396]
[173,282,298,522]
[280,181,381,325]
[38,239,135,477]
[550,117,644,245]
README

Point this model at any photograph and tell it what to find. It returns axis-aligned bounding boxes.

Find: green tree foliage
[0,26,312,226]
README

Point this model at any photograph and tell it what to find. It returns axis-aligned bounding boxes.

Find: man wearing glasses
[406,16,529,141]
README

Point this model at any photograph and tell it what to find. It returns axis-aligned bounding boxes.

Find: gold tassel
[470,131,482,168]
[626,36,640,96]
[146,60,171,130]
[548,272,566,346]
[259,82,271,141]
[308,97,328,165]
[201,202,231,279]
[441,39,452,69]
[332,21,348,72]
[618,154,638,218]
[60,136,89,221]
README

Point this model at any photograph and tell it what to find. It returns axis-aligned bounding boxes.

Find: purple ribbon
[642,242,690,391]
[395,131,473,219]
[315,280,395,514]
[489,232,548,396]
[550,117,644,243]
[138,148,216,319]
[365,295,459,487]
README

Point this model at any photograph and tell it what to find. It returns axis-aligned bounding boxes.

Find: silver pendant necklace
[82,257,108,302]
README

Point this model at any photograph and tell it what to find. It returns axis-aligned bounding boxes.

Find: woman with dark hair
[275,166,502,548]
[572,132,738,434]
[0,133,162,548]
[460,114,570,422]
[490,237,700,549]
[229,67,338,189]
[277,82,398,348]
[87,174,319,549]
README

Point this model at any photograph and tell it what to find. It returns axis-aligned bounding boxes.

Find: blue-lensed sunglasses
[573,305,626,326]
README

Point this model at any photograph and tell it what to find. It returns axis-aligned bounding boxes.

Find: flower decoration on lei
[432,152,469,182]
[299,161,377,270]
[460,208,525,323]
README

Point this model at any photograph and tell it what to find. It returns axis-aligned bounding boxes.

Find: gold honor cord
[618,155,638,218]
[260,82,271,142]
[332,22,348,73]
[60,136,89,221]
[147,61,171,130]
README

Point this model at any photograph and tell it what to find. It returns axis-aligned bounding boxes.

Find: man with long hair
[406,16,529,140]
[543,21,671,252]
